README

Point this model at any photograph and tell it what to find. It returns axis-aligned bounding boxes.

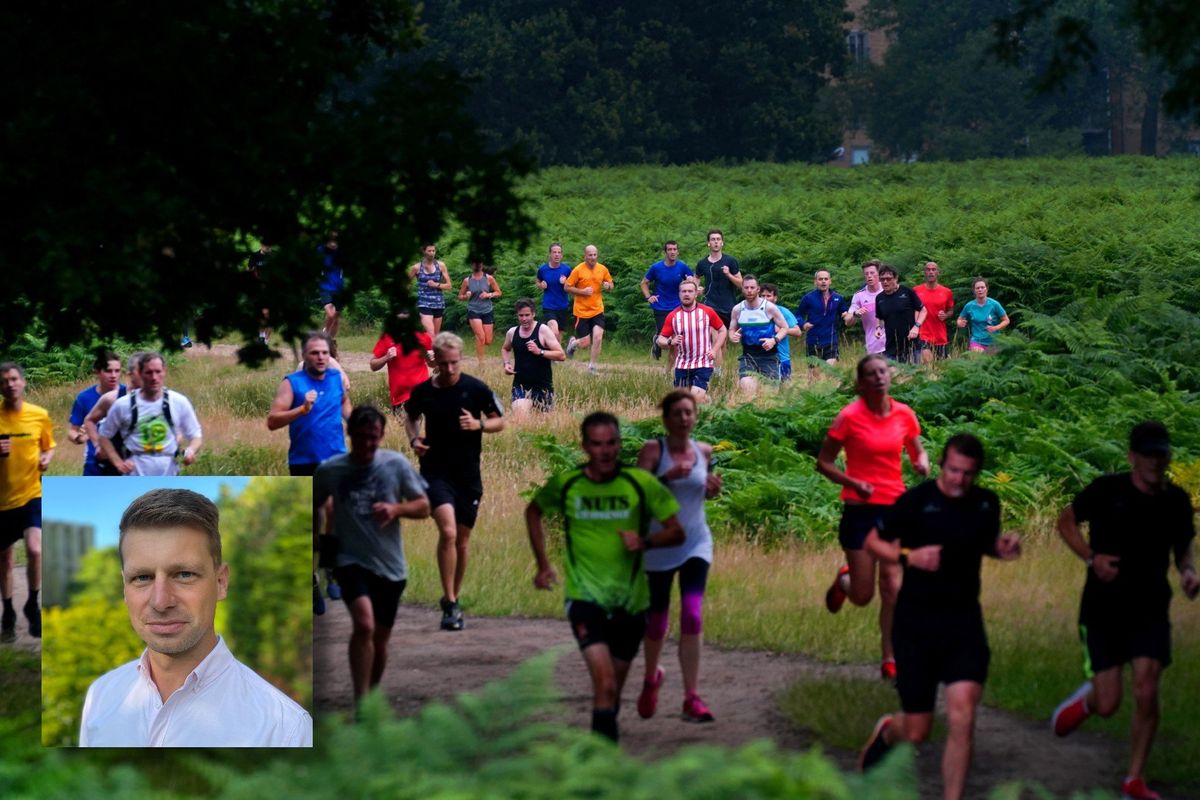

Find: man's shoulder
[23,401,52,421]
[227,655,312,729]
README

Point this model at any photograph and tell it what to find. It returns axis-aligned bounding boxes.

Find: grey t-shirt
[313,449,428,582]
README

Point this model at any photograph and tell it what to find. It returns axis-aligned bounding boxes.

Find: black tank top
[513,322,553,390]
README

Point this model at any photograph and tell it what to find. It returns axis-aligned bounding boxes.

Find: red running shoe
[1051,681,1092,737]
[880,658,897,681]
[825,565,850,613]
[637,666,664,719]
[1120,777,1161,800]
[681,692,715,723]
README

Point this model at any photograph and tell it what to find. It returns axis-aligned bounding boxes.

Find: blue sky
[42,477,250,549]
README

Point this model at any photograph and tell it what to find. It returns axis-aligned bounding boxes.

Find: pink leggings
[645,557,710,640]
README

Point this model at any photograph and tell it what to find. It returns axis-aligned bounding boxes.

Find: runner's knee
[679,592,704,635]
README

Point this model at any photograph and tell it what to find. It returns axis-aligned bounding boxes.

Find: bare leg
[432,504,458,602]
[347,595,376,700]
[878,560,901,662]
[679,633,702,695]
[738,376,758,398]
[1128,657,1163,780]
[469,318,486,365]
[589,326,605,368]
[24,527,41,592]
[941,681,983,800]
[433,315,443,334]
[643,635,665,682]
[0,546,13,600]
[420,314,436,338]
[369,624,393,689]
[844,548,878,607]
[482,323,494,346]
[453,523,472,598]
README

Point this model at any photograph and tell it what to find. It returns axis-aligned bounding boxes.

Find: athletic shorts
[738,350,780,380]
[417,306,445,319]
[780,360,792,381]
[318,290,346,309]
[542,308,571,330]
[647,557,711,612]
[575,313,606,339]
[425,476,484,529]
[0,498,42,550]
[673,368,713,391]
[566,600,647,663]
[334,563,407,629]
[806,341,839,361]
[1079,617,1172,675]
[838,503,886,550]
[511,385,554,410]
[288,462,319,477]
[713,309,732,329]
[894,609,990,714]
[969,341,994,354]
[467,310,494,325]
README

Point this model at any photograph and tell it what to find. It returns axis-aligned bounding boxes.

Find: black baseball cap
[1129,421,1171,456]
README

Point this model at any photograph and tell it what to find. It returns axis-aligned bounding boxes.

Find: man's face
[582,422,620,474]
[584,246,598,267]
[121,526,227,658]
[708,233,723,253]
[423,245,437,260]
[549,245,563,266]
[742,279,759,301]
[304,338,330,374]
[879,272,898,294]
[937,449,980,498]
[760,289,776,303]
[863,266,879,289]
[1,369,26,403]
[434,346,462,381]
[97,360,122,393]
[815,271,831,291]
[349,420,385,462]
[517,307,535,326]
[664,243,679,262]
[139,358,166,393]
[679,282,697,306]
[1128,450,1169,487]
[924,262,939,284]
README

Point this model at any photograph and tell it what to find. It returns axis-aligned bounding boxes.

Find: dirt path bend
[314,603,1125,800]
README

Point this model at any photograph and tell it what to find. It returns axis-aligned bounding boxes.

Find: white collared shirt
[79,636,312,747]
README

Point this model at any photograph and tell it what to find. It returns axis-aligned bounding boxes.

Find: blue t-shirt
[285,368,347,465]
[958,298,1007,346]
[777,306,798,364]
[69,384,127,467]
[643,261,694,312]
[318,245,343,293]
[796,289,850,346]
[536,263,572,311]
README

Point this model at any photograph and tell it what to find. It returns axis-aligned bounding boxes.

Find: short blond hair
[433,331,465,353]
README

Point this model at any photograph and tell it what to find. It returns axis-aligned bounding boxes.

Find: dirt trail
[5,566,41,656]
[315,602,1126,800]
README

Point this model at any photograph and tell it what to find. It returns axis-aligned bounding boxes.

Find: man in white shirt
[79,488,312,747]
[97,353,203,476]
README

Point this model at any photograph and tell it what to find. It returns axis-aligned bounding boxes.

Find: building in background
[42,520,93,608]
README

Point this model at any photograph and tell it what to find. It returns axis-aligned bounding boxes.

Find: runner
[267,332,351,476]
[82,352,145,473]
[246,240,272,344]
[410,244,452,337]
[655,278,726,403]
[404,332,505,631]
[912,261,954,362]
[693,229,742,329]
[369,314,433,417]
[817,353,929,680]
[458,261,503,366]
[535,243,572,341]
[635,391,723,723]
[0,362,53,641]
[796,270,849,369]
[641,241,693,361]
[875,265,927,364]
[97,353,203,477]
[501,298,565,417]
[1049,421,1197,800]
[956,278,1009,354]
[317,231,344,339]
[314,405,431,703]
[843,261,886,356]
[68,350,126,476]
[525,411,683,742]
[759,284,803,381]
[858,434,1021,800]
[727,275,789,399]
[564,245,614,375]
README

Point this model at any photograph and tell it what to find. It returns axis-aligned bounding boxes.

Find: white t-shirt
[98,389,202,476]
[79,637,312,747]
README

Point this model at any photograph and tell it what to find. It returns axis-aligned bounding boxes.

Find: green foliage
[66,547,125,606]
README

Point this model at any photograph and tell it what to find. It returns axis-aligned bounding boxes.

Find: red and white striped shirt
[661,303,725,370]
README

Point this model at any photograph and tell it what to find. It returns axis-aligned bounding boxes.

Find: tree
[0,1,536,363]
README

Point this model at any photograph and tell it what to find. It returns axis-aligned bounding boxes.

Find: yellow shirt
[0,401,55,510]
[567,262,612,320]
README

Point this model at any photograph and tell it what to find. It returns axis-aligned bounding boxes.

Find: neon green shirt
[533,466,679,613]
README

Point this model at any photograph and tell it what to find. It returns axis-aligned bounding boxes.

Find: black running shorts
[0,498,41,550]
[333,563,407,629]
[838,503,886,551]
[1080,617,1172,675]
[894,609,990,714]
[566,600,647,663]
[425,476,484,529]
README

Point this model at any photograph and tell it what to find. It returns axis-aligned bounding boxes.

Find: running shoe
[326,577,342,601]
[859,714,894,771]
[565,339,577,359]
[651,343,662,361]
[824,565,850,614]
[637,666,665,719]
[1051,681,1092,737]
[880,658,897,682]
[23,600,40,638]
[681,692,715,723]
[1120,777,1161,800]
[440,597,464,631]
[587,365,599,376]
[0,605,15,643]
[180,336,193,348]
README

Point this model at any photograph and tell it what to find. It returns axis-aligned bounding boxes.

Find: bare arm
[83,391,117,444]
[457,278,471,301]
[989,313,1011,333]
[865,528,942,571]
[641,276,656,303]
[526,501,558,589]
[635,440,660,471]
[487,274,502,300]
[341,372,352,420]
[621,514,685,551]
[815,434,873,500]
[404,411,427,456]
[538,325,566,361]
[371,494,431,526]
[501,328,516,374]
[266,378,308,431]
[904,435,929,476]
[438,262,452,291]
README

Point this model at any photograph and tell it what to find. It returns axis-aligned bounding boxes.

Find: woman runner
[459,261,502,366]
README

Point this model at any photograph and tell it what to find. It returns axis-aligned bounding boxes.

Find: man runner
[535,243,573,341]
[693,229,742,329]
[68,350,126,475]
[267,332,352,476]
[727,275,788,399]
[314,405,431,702]
[759,284,802,381]
[641,241,693,360]
[502,298,565,416]
[858,434,1021,800]
[843,261,886,357]
[656,279,726,402]
[796,270,849,367]
[82,352,146,469]
[875,265,927,364]
[564,245,614,375]
[0,362,53,641]
[404,332,505,631]
[912,262,954,362]
[526,411,683,742]
[1049,421,1198,800]
[317,231,344,339]
[97,353,202,476]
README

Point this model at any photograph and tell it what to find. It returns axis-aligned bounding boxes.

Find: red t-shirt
[912,284,954,346]
[373,331,432,407]
[826,398,921,505]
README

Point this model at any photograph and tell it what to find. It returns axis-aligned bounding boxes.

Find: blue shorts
[674,368,713,391]
[738,350,780,380]
[806,341,839,361]
[511,385,554,410]
[0,498,41,550]
[838,503,886,550]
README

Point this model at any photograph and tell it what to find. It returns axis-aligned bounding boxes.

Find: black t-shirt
[875,286,924,356]
[878,480,1000,615]
[1073,473,1195,623]
[695,255,741,314]
[404,374,503,480]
